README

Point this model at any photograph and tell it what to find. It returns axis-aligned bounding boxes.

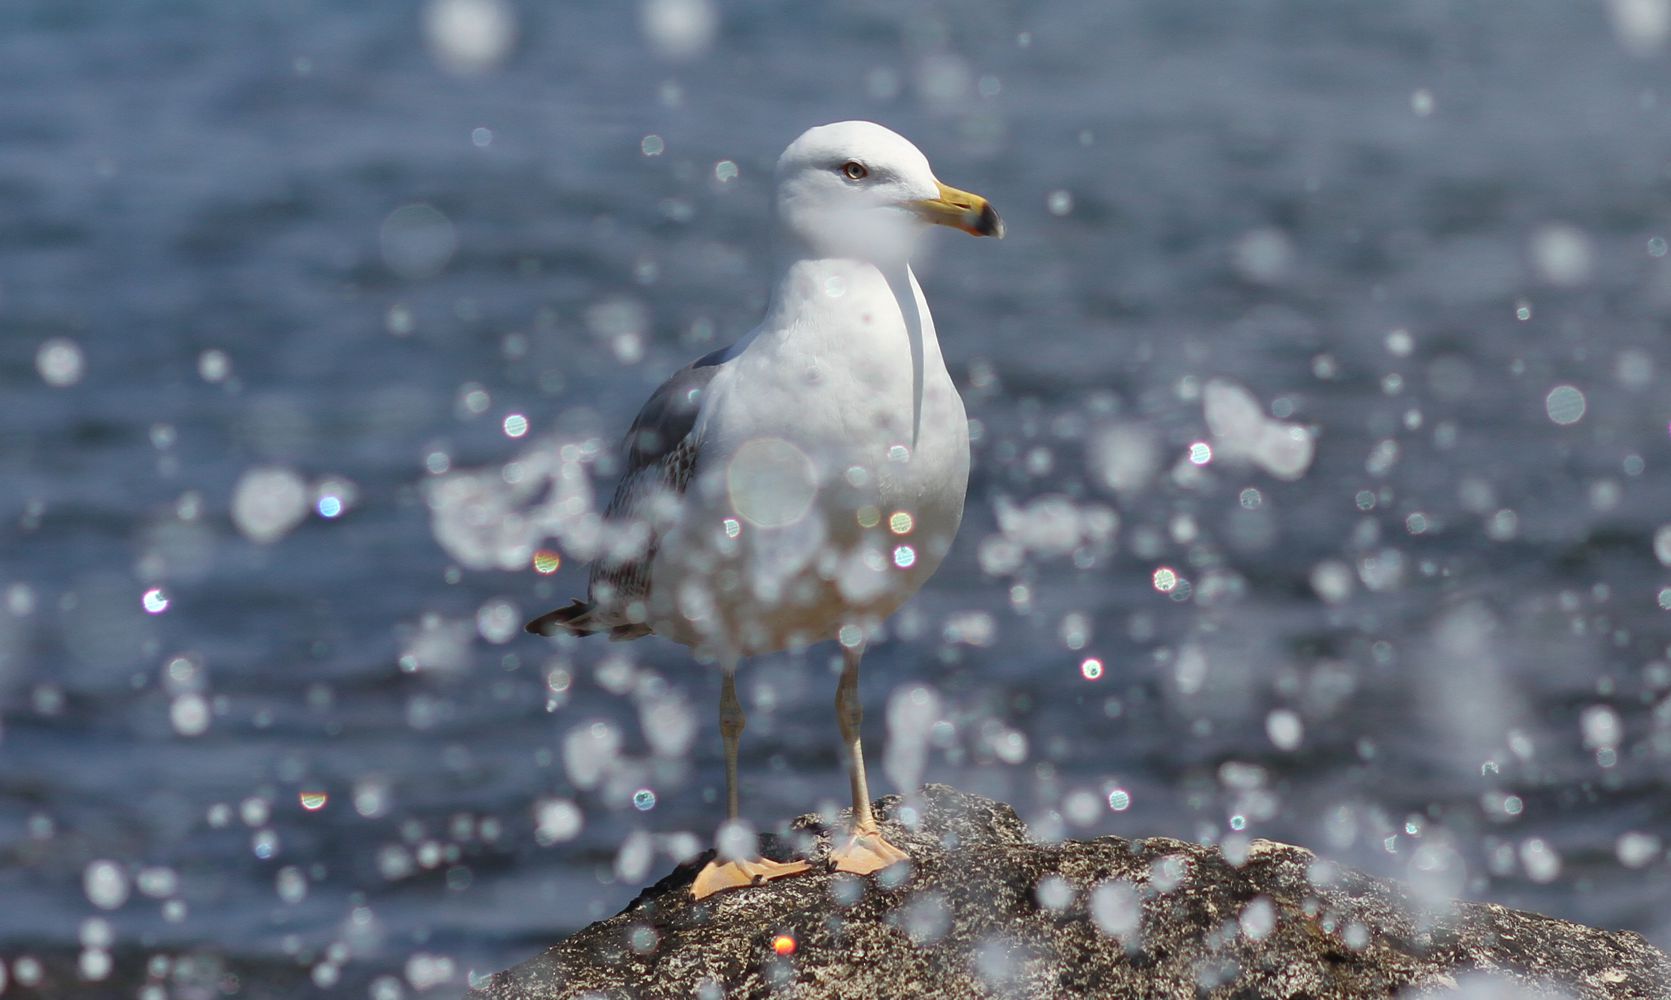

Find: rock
[468,784,1670,999]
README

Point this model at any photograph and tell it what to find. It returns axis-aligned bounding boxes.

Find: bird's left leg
[828,640,909,875]
[691,668,810,899]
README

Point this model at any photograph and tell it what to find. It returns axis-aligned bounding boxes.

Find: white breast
[647,259,970,656]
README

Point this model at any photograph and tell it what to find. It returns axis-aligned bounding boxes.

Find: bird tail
[526,600,654,641]
[525,600,605,637]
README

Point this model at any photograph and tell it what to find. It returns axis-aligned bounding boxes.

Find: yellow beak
[913,181,1005,239]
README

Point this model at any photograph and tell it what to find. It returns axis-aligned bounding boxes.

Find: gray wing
[586,345,733,635]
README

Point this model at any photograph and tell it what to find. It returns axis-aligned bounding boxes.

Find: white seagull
[527,121,1003,898]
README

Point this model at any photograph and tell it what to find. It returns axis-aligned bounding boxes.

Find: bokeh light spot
[1544,385,1586,425]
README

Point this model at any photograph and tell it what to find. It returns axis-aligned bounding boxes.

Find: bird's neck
[760,256,922,337]
[755,255,940,447]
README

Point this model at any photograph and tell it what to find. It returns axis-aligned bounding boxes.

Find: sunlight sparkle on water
[1107,789,1131,811]
[893,545,916,568]
[1188,441,1212,465]
[632,789,657,811]
[300,791,328,811]
[1080,657,1103,680]
[142,587,170,614]
[1152,567,1178,593]
[532,549,561,574]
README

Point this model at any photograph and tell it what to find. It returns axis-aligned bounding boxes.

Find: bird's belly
[648,372,969,655]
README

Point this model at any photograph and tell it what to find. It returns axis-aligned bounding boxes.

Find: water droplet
[142,587,170,614]
[615,830,654,882]
[476,599,519,644]
[380,203,458,279]
[1090,879,1140,940]
[1579,705,1621,750]
[1519,838,1561,883]
[892,545,916,569]
[1231,228,1294,284]
[1617,831,1662,869]
[84,861,129,910]
[1239,896,1276,940]
[1034,875,1075,912]
[232,467,310,545]
[1080,657,1104,681]
[78,949,112,981]
[423,0,517,74]
[640,0,718,59]
[716,818,758,862]
[503,413,528,438]
[1544,384,1586,425]
[1266,709,1303,750]
[170,694,209,736]
[1187,442,1213,465]
[535,799,583,845]
[1531,224,1594,286]
[35,338,85,387]
[276,866,308,903]
[641,134,665,156]
[198,349,231,382]
[1107,788,1131,811]
[632,788,657,811]
[405,954,457,991]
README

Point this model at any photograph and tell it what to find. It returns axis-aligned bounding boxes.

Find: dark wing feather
[526,346,732,639]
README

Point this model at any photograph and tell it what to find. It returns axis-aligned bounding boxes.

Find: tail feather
[525,600,654,641]
[525,600,603,637]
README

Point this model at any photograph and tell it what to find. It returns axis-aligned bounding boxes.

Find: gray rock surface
[469,784,1670,999]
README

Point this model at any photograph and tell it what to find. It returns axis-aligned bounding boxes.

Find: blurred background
[3,0,1670,995]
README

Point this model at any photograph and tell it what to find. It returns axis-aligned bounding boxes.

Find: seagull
[527,121,1002,899]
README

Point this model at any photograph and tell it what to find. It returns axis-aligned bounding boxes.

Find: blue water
[3,0,1669,994]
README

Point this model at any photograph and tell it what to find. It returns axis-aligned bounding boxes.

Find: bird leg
[691,670,809,899]
[828,642,910,875]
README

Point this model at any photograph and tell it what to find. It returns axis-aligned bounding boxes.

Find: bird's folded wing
[586,344,735,626]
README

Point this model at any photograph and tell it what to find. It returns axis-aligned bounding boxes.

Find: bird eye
[842,161,868,181]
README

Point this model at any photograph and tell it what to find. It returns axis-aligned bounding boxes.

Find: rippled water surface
[3,0,1670,995]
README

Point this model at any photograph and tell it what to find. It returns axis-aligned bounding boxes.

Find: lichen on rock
[469,784,1671,1000]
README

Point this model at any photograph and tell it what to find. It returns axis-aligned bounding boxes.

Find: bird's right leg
[691,669,810,899]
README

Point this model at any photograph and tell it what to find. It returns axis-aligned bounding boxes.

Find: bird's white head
[772,120,1003,263]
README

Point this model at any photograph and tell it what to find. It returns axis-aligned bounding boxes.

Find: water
[3,0,1670,994]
